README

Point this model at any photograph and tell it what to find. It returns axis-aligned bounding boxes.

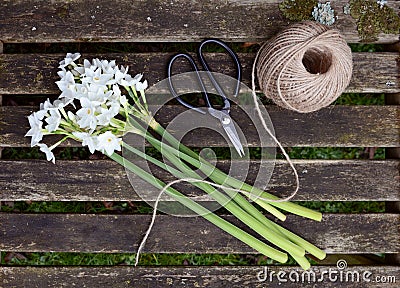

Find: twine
[255,21,353,113]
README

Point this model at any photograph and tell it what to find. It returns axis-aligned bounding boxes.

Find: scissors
[167,39,244,157]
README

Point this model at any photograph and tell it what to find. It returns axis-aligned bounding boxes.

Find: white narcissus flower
[56,71,75,92]
[38,143,56,164]
[93,58,116,73]
[45,109,61,132]
[57,68,67,79]
[136,80,148,91]
[56,71,77,105]
[74,59,91,75]
[113,66,129,85]
[85,82,114,104]
[76,97,98,130]
[97,131,121,156]
[25,112,44,147]
[75,83,89,99]
[96,102,120,126]
[59,88,76,105]
[108,84,122,101]
[36,98,53,120]
[58,52,81,68]
[82,67,114,86]
[119,73,143,87]
[133,73,143,83]
[120,95,128,106]
[72,132,98,153]
[40,98,53,112]
[94,59,114,71]
[86,83,107,103]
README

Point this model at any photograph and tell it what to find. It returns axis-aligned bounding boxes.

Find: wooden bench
[1,0,399,287]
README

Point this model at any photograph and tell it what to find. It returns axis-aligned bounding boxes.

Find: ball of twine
[255,21,353,113]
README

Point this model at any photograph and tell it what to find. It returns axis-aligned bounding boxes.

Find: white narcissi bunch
[25,53,149,163]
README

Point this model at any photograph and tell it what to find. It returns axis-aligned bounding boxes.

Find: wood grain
[0,52,399,95]
[1,0,399,43]
[0,159,398,201]
[1,105,398,147]
[0,213,398,253]
[1,266,399,288]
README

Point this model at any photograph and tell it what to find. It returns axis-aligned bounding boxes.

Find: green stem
[265,218,326,261]
[109,152,288,263]
[124,115,324,265]
[123,140,325,265]
[141,139,305,257]
[148,118,321,221]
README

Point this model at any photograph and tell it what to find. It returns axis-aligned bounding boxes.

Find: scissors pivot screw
[222,116,231,125]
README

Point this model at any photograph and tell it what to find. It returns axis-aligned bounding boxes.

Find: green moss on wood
[56,4,70,19]
[279,0,318,21]
[349,0,400,42]
[34,72,44,82]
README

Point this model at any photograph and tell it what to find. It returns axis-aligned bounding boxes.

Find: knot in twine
[255,21,353,113]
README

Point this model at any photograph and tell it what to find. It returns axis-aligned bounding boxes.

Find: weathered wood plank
[0,52,399,95]
[0,214,398,253]
[1,105,398,147]
[1,0,399,43]
[0,159,399,201]
[1,266,399,288]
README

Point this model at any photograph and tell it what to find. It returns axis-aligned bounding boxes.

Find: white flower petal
[38,143,56,164]
[96,131,121,156]
[135,80,148,91]
[76,98,98,129]
[45,109,61,132]
[25,112,44,147]
[72,132,98,153]
[67,111,76,122]
[58,52,81,68]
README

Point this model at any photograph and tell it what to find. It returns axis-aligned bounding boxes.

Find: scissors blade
[223,124,245,157]
[208,108,244,157]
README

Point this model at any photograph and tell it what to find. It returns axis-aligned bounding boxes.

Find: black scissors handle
[167,53,210,114]
[167,39,241,114]
[198,39,241,105]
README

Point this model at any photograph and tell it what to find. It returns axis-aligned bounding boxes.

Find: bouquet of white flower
[25,53,326,269]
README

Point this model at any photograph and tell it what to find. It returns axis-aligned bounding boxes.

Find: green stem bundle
[109,152,288,264]
[119,116,326,270]
[147,117,321,221]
